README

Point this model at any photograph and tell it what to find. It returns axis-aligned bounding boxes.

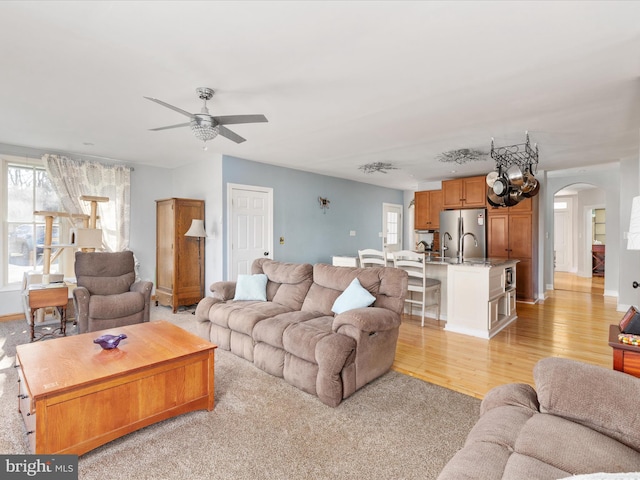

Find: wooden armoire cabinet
[156,198,205,312]
[487,197,538,303]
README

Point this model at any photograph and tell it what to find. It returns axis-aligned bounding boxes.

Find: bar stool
[391,250,441,326]
[358,249,387,268]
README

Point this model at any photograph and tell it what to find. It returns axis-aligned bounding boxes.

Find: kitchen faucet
[441,232,452,257]
[458,232,478,262]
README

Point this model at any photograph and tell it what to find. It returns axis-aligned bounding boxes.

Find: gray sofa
[195,258,408,407]
[438,357,640,480]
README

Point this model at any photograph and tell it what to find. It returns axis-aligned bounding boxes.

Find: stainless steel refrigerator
[439,208,487,259]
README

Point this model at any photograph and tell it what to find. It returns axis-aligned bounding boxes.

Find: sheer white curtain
[43,154,131,252]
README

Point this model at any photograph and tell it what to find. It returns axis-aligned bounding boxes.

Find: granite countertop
[419,254,518,268]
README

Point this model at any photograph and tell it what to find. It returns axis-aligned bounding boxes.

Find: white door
[228,184,273,280]
[554,208,572,272]
[382,203,403,255]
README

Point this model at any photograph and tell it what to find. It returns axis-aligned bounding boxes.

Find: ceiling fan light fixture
[190,117,219,142]
[146,87,267,146]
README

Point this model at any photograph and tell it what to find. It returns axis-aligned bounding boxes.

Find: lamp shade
[628,196,640,250]
[185,219,206,238]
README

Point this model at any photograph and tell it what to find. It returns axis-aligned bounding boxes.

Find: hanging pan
[487,186,505,207]
[486,171,499,187]
[522,179,540,198]
[506,165,524,187]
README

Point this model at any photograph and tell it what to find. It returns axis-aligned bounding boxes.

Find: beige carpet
[0,306,480,480]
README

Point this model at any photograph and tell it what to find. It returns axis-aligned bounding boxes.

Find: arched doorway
[553,183,605,295]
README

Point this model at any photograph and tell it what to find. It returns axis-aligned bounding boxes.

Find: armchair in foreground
[73,251,153,334]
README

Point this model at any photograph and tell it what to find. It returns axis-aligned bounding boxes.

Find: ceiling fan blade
[144,96,194,118]
[213,114,268,125]
[218,125,246,143]
[149,122,191,131]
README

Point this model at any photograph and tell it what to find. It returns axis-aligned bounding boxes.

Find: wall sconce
[318,196,330,214]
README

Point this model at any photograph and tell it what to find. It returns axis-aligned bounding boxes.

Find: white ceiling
[1,1,639,190]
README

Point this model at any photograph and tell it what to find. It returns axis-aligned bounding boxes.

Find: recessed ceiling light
[450,170,457,174]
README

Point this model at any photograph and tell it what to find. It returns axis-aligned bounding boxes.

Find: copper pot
[521,172,537,193]
[522,179,540,198]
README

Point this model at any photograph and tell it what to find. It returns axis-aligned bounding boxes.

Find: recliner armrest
[194,296,225,322]
[480,383,540,416]
[332,307,400,334]
[130,280,153,297]
[208,281,236,301]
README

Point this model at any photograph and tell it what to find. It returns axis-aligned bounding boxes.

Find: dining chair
[358,249,388,268]
[391,250,441,326]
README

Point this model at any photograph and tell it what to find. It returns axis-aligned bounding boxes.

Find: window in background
[5,161,62,285]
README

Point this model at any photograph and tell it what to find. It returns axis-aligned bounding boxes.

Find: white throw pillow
[233,274,268,301]
[331,278,376,314]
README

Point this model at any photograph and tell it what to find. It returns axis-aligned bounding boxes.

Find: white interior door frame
[226,183,273,281]
[382,203,403,254]
[581,203,605,278]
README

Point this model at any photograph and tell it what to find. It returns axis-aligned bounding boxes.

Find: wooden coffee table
[16,320,216,455]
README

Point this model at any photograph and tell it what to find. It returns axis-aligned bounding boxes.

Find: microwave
[505,267,514,288]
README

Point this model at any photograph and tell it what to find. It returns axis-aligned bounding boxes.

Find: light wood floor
[392,277,619,399]
[554,271,604,295]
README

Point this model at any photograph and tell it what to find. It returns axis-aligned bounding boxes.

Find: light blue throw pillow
[331,278,376,314]
[233,274,268,301]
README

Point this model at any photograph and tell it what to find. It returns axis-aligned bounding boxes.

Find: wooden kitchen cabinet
[487,197,537,303]
[442,176,487,209]
[156,198,205,312]
[414,189,442,230]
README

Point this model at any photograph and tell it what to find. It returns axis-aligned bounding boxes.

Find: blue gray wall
[222,155,404,272]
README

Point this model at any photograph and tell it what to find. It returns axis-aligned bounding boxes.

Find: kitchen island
[418,255,518,338]
[442,258,518,339]
[332,253,518,339]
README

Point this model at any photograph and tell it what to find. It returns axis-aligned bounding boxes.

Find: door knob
[263,252,269,256]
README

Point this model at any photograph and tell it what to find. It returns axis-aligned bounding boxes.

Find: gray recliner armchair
[73,251,153,334]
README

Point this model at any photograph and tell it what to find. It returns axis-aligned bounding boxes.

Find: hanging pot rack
[486,132,540,208]
[490,131,538,175]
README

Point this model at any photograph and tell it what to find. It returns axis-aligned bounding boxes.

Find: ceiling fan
[144,87,268,148]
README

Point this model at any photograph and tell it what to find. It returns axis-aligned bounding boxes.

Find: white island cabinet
[445,260,518,339]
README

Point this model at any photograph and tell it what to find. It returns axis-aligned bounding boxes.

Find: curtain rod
[0,142,136,171]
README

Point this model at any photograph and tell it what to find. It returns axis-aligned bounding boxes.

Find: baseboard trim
[0,313,25,322]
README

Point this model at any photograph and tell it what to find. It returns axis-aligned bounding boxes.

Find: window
[386,211,399,247]
[5,160,62,285]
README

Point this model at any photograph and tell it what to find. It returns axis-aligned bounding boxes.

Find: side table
[28,284,69,342]
[608,324,640,378]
